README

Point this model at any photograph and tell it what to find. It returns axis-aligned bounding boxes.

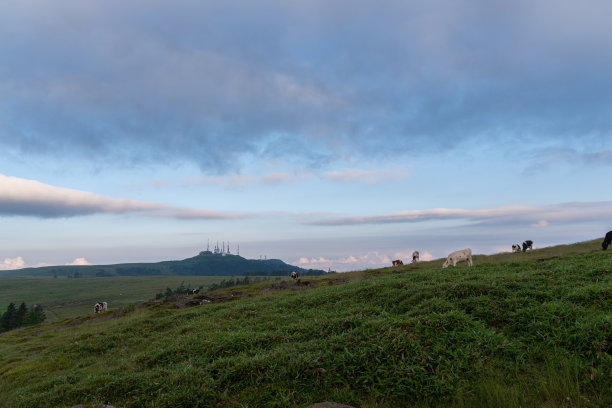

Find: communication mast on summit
[199,239,239,256]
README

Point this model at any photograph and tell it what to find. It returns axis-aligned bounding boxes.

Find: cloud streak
[309,202,612,227]
[321,167,408,184]
[0,174,250,220]
[159,166,409,190]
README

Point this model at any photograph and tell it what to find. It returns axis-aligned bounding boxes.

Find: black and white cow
[291,271,298,280]
[522,240,533,252]
[412,251,420,263]
[94,302,108,314]
[602,231,612,250]
[392,259,403,267]
[512,244,521,253]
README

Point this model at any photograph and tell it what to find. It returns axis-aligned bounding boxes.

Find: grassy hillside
[0,240,610,408]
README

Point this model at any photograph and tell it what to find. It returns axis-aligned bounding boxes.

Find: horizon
[1,1,611,272]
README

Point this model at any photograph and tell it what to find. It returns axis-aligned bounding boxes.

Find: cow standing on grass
[392,259,403,266]
[512,244,521,253]
[94,302,107,314]
[522,240,533,252]
[412,251,420,263]
[291,271,298,280]
[602,231,612,250]
[442,248,473,268]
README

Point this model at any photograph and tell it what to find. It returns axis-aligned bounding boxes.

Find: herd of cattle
[390,230,612,269]
[392,251,420,267]
[93,231,612,314]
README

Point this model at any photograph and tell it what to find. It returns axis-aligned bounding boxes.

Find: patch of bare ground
[325,278,349,285]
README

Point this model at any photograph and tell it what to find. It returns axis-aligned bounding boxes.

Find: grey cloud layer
[2,0,612,172]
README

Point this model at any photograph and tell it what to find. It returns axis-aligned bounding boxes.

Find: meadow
[0,276,231,322]
[0,240,610,407]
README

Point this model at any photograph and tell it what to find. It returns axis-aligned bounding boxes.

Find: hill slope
[0,240,610,408]
[0,253,325,278]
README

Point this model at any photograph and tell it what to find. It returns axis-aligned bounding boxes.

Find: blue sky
[1,0,611,272]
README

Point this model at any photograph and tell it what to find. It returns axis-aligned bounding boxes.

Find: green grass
[0,276,231,322]
[0,241,610,407]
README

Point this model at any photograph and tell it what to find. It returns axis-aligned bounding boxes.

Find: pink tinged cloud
[321,167,408,184]
[179,172,298,189]
[0,174,162,217]
[296,251,393,270]
[0,256,25,270]
[66,257,91,266]
[0,174,250,220]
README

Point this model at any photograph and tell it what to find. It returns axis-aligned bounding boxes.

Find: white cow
[94,302,108,314]
[442,248,473,268]
[290,271,298,280]
[412,251,420,263]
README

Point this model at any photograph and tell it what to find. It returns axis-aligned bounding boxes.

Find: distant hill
[0,252,326,278]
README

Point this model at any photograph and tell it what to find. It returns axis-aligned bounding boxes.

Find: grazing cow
[392,259,403,267]
[512,244,521,253]
[522,240,533,252]
[442,248,473,268]
[93,302,107,314]
[602,231,612,250]
[291,271,298,280]
[189,289,200,295]
[412,251,420,263]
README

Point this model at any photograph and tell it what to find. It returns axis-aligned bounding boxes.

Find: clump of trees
[0,303,46,332]
[155,276,275,300]
[206,276,271,291]
[155,281,203,300]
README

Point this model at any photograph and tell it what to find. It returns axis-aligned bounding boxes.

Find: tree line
[155,276,276,300]
[206,276,273,291]
[1,303,46,333]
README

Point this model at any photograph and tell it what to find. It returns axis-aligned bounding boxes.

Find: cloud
[0,256,25,270]
[321,167,408,184]
[419,251,434,262]
[1,0,611,173]
[66,257,91,266]
[0,174,251,220]
[162,166,407,189]
[309,202,612,227]
[581,150,612,166]
[296,251,393,271]
[154,208,253,220]
[0,174,164,218]
[295,249,435,271]
[179,172,302,190]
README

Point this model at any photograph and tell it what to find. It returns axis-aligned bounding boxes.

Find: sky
[1,0,611,272]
